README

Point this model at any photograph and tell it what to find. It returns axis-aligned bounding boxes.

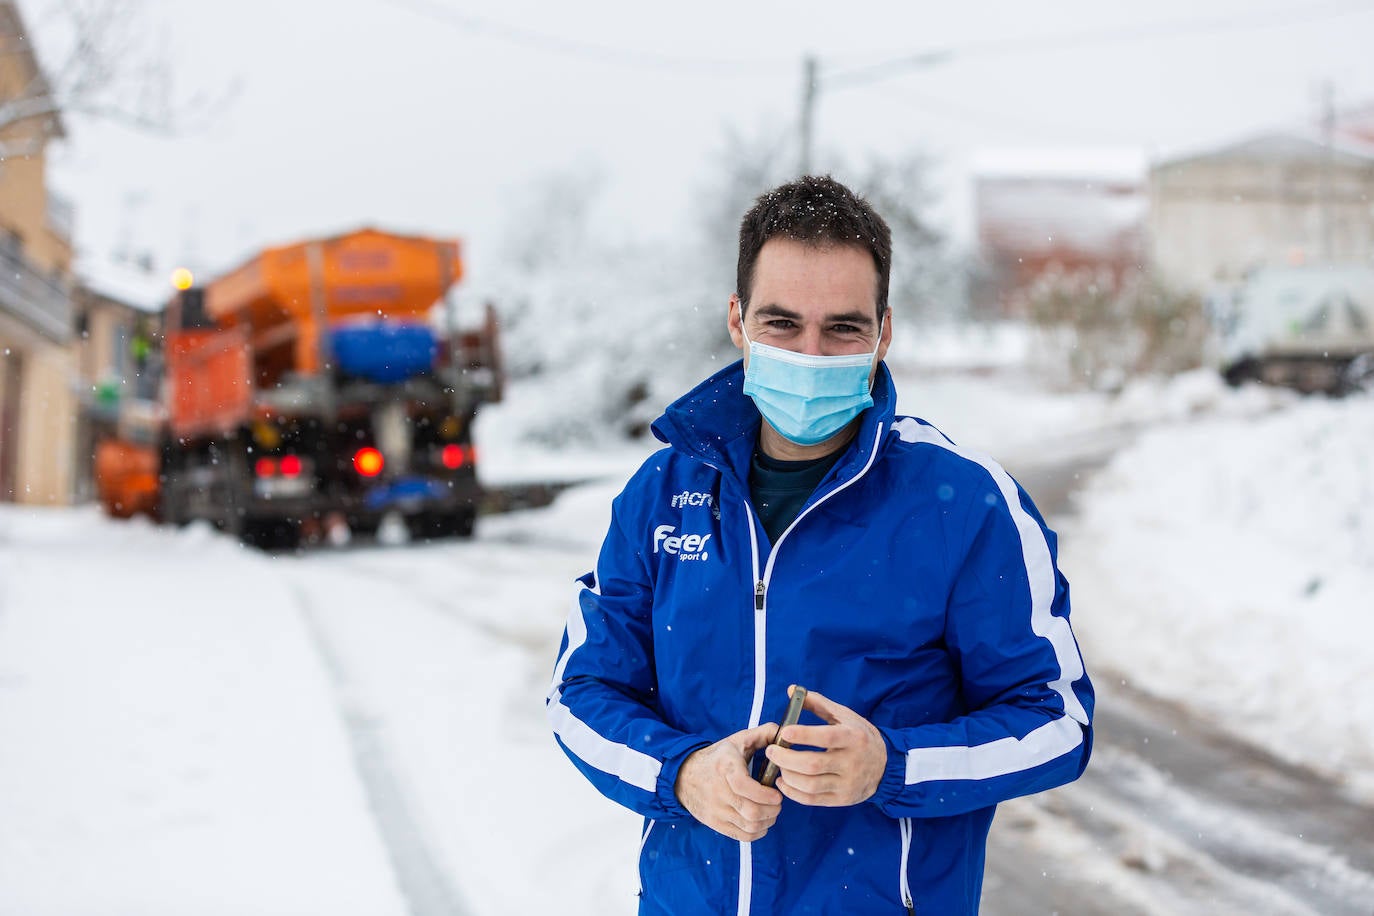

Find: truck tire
[157,438,187,526]
[1222,358,1259,387]
[158,475,187,527]
[447,508,476,538]
[221,439,250,538]
[242,517,301,552]
[348,515,381,538]
[407,508,476,541]
[1341,353,1374,395]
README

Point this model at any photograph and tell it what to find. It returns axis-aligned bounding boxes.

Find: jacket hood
[650,359,899,486]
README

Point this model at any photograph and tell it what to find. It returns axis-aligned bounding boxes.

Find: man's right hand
[675,724,783,841]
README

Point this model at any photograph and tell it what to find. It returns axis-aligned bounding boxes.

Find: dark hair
[736,175,892,318]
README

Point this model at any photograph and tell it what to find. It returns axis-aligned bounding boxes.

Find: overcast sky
[28,0,1374,299]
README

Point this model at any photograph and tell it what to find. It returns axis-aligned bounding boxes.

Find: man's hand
[764,689,888,807]
[675,724,783,840]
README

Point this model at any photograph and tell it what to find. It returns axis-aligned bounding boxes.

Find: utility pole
[799,55,818,176]
[796,48,952,178]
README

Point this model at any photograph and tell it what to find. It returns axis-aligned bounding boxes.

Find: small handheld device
[759,686,807,788]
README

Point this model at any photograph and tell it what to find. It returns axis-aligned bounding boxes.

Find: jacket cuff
[655,736,712,819]
[870,727,908,811]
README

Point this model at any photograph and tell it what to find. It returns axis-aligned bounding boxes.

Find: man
[547,175,1094,914]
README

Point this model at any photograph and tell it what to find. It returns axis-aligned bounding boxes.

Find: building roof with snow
[974,149,1147,260]
[972,148,1147,184]
[1154,130,1374,171]
[76,253,173,314]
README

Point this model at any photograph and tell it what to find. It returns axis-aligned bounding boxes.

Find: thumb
[737,722,780,755]
[803,689,852,726]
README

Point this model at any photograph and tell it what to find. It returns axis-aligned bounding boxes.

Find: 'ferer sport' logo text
[653,524,713,561]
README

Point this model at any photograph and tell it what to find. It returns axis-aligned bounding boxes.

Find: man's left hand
[763,689,888,807]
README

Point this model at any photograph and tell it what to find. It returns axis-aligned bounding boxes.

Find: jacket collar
[650,359,898,488]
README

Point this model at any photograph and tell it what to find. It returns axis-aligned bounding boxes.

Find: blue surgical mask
[741,319,883,446]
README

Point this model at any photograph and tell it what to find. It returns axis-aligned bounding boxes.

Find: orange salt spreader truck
[95,227,502,548]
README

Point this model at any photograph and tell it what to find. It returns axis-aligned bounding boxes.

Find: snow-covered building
[1335,100,1374,148]
[71,255,169,501]
[0,0,78,505]
[973,149,1147,318]
[1147,131,1374,294]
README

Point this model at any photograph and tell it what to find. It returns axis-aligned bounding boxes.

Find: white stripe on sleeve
[905,715,1084,785]
[892,418,1090,783]
[546,575,663,794]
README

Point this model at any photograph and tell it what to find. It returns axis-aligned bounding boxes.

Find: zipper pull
[754,580,766,611]
[904,897,915,916]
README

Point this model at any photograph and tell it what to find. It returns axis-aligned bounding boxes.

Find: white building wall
[1149,153,1374,293]
[13,342,75,505]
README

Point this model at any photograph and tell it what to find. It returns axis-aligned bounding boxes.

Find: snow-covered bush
[481,139,966,445]
[1022,267,1207,390]
[480,170,726,445]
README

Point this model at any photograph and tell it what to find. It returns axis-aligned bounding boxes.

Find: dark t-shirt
[749,447,844,545]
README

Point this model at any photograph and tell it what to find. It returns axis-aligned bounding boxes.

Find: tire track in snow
[1075,678,1374,914]
[992,451,1374,915]
[288,583,476,916]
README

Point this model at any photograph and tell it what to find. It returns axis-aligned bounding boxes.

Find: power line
[867,81,1147,148]
[377,0,787,76]
[377,0,1374,89]
[827,0,1374,89]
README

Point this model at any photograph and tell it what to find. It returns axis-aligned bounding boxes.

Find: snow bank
[1066,386,1374,796]
[0,510,407,916]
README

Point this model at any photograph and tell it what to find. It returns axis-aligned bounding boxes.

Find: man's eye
[766,320,795,330]
[831,324,861,334]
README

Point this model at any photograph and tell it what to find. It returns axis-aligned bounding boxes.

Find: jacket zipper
[743,502,766,731]
[900,816,914,913]
[637,820,656,898]
[737,504,765,916]
[737,423,888,916]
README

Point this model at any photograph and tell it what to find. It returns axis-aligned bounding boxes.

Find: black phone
[759,686,807,788]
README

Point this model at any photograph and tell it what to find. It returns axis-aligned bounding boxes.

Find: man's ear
[876,308,893,363]
[727,295,745,351]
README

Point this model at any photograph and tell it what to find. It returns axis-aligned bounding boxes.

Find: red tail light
[279,454,302,477]
[353,447,384,477]
[441,444,465,469]
[255,457,277,477]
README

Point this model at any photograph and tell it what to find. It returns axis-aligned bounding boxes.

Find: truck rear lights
[441,444,465,469]
[255,455,304,478]
[354,447,385,477]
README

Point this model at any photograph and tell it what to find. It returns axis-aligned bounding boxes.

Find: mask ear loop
[738,300,753,350]
[865,313,887,392]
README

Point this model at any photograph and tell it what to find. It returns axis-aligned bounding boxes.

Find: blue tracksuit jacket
[547,361,1094,914]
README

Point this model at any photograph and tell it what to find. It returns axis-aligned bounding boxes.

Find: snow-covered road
[2,368,1371,913]
[985,456,1374,916]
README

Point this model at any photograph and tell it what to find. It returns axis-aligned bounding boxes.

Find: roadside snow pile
[1067,386,1374,797]
[886,321,1032,372]
[0,509,408,916]
[1104,368,1297,426]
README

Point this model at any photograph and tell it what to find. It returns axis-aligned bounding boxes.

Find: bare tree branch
[1,0,234,137]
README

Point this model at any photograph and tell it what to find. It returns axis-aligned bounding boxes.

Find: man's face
[728,238,891,367]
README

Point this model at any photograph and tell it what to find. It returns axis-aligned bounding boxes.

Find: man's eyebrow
[751,304,876,326]
[751,304,803,320]
[825,310,877,327]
